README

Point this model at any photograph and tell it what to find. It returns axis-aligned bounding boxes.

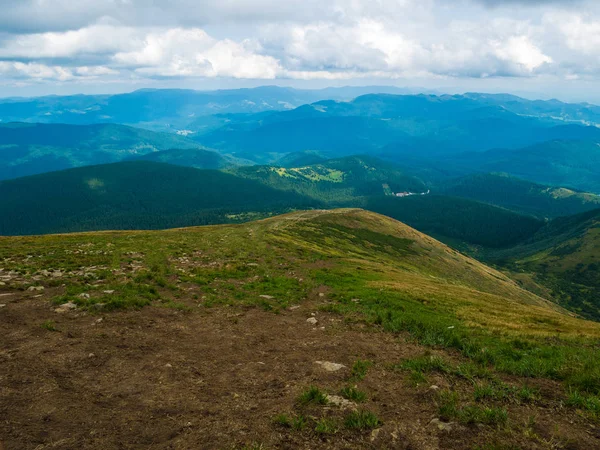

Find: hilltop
[2,209,600,449]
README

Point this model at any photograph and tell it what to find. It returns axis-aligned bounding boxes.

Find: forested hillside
[0,161,317,235]
[442,173,600,218]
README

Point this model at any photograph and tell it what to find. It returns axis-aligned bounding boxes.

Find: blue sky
[0,0,599,101]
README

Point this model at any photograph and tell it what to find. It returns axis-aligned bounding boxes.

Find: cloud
[0,0,598,90]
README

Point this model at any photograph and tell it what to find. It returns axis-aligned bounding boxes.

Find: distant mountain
[194,94,600,162]
[494,209,600,319]
[230,155,427,203]
[0,122,201,180]
[441,173,600,219]
[131,148,238,170]
[0,86,422,131]
[0,161,317,235]
[471,140,600,193]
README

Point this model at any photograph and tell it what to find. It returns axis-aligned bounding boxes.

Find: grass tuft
[344,410,381,430]
[298,386,328,406]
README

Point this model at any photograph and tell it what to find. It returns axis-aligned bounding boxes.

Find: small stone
[306,317,318,325]
[0,304,5,308]
[326,394,357,410]
[54,302,77,313]
[78,293,90,299]
[103,290,115,294]
[351,298,360,303]
[95,318,103,323]
[430,385,440,391]
[289,305,300,310]
[259,295,274,299]
[315,361,346,372]
[310,312,316,316]
[165,363,172,368]
[0,293,13,297]
[318,293,325,297]
[27,286,44,292]
[429,418,455,432]
[370,428,381,442]
[88,353,96,358]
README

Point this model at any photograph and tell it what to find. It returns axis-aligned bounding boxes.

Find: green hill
[231,155,427,203]
[493,209,600,319]
[0,161,317,235]
[2,209,600,449]
[131,147,238,169]
[0,122,202,180]
[274,150,328,168]
[441,173,600,219]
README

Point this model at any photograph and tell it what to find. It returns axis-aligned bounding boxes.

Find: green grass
[566,391,600,419]
[350,359,373,381]
[314,418,339,435]
[273,413,308,431]
[40,320,58,332]
[298,386,328,406]
[339,386,367,403]
[438,390,508,426]
[344,410,381,430]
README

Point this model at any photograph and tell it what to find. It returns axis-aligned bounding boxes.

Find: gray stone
[315,361,346,372]
[306,317,318,325]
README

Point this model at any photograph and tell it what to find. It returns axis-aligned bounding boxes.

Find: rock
[370,428,381,442]
[289,305,300,310]
[95,318,103,324]
[351,298,360,303]
[103,290,115,294]
[0,304,5,308]
[306,317,318,325]
[430,385,440,391]
[429,418,455,432]
[165,363,172,368]
[315,361,346,372]
[78,293,91,299]
[326,395,356,410]
[27,286,44,292]
[259,295,274,299]
[318,293,325,298]
[0,293,14,297]
[88,353,96,358]
[54,302,77,313]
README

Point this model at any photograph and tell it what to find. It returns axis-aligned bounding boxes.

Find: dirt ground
[1,286,599,449]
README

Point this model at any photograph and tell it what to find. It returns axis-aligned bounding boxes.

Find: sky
[0,0,599,101]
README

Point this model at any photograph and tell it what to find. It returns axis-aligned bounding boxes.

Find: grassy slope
[3,208,600,447]
[441,173,600,219]
[492,208,600,320]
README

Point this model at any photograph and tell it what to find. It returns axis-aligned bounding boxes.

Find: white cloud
[0,0,599,89]
[113,28,281,78]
